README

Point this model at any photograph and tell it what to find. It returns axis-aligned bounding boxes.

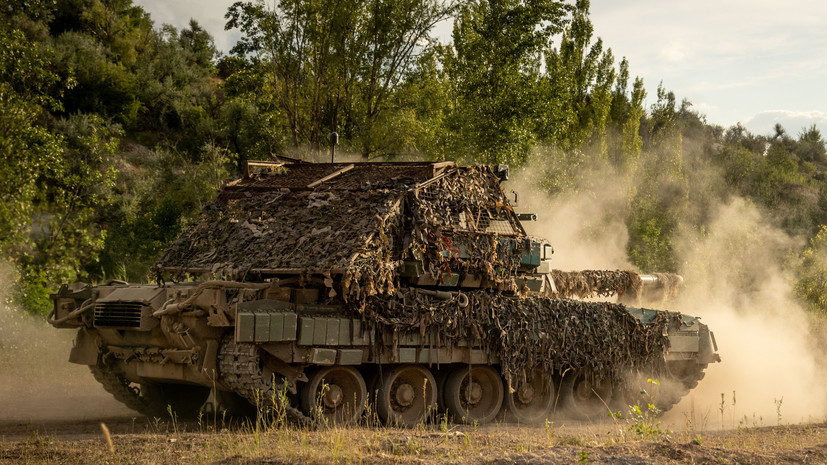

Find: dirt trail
[1,416,826,464]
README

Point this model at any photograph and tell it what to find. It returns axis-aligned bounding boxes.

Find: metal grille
[94,302,143,328]
[485,219,515,234]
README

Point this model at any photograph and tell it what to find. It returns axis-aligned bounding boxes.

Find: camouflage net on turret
[154,187,406,308]
[153,165,532,310]
[361,289,672,390]
[405,166,526,292]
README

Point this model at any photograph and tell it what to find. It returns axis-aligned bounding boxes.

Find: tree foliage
[224,0,455,157]
[2,0,827,318]
[442,0,570,165]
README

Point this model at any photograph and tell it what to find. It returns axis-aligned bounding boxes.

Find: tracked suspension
[217,337,313,426]
[89,366,159,417]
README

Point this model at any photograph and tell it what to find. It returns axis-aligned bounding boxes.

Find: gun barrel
[639,274,684,286]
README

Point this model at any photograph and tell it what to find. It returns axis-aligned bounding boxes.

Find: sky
[134,0,827,138]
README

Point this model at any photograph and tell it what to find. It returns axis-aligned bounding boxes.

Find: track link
[89,366,162,417]
[652,363,709,413]
[218,337,312,426]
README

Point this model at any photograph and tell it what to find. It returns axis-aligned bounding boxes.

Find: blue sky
[135,0,827,138]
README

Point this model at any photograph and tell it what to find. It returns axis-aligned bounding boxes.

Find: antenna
[329,132,339,163]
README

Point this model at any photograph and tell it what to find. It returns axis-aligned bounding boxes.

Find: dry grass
[2,414,827,465]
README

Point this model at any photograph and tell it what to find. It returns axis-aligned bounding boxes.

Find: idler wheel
[444,365,504,425]
[301,366,367,425]
[504,371,556,425]
[560,369,613,420]
[376,365,437,427]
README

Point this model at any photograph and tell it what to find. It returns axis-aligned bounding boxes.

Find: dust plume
[0,262,133,421]
[667,199,827,428]
[509,162,632,271]
[508,158,827,429]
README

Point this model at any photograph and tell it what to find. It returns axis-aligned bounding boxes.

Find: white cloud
[692,102,718,115]
[741,110,827,136]
[657,42,689,63]
[135,0,238,53]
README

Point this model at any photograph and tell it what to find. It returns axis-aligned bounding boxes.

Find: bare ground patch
[2,417,827,464]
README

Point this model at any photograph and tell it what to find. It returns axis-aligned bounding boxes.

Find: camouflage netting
[362,289,672,389]
[405,166,526,291]
[549,270,685,304]
[155,165,530,309]
[550,270,643,299]
[155,188,405,299]
[153,162,678,389]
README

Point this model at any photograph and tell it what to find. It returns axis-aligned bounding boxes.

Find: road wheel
[504,371,555,425]
[376,365,437,427]
[444,365,503,425]
[560,369,613,420]
[301,366,367,426]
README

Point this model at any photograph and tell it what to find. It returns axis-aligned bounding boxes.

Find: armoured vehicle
[50,161,719,426]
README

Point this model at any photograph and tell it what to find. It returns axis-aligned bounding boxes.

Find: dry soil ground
[2,414,827,464]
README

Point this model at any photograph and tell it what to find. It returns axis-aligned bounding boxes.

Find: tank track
[89,366,162,417]
[636,363,708,414]
[663,363,708,410]
[218,337,312,426]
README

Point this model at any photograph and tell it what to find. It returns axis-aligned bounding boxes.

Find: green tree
[619,76,645,169]
[540,0,615,155]
[178,19,219,69]
[796,225,827,315]
[625,87,689,273]
[95,144,230,281]
[225,0,454,157]
[0,18,124,313]
[796,125,826,163]
[0,26,66,262]
[364,49,452,158]
[445,0,570,165]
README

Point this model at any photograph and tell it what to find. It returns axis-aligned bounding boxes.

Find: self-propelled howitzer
[50,161,719,426]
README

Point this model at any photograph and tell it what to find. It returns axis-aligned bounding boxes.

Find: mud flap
[69,328,99,365]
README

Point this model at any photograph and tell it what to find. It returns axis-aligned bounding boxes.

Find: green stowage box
[254,314,270,342]
[236,313,298,343]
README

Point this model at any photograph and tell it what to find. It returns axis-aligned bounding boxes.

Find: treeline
[2,0,827,316]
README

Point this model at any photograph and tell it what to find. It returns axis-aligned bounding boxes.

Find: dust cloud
[0,262,133,421]
[668,199,827,428]
[508,162,827,429]
[510,163,632,270]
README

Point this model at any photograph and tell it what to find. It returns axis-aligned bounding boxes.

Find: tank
[49,161,720,426]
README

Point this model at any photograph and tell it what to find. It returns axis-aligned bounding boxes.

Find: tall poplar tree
[444,0,570,165]
[540,0,615,154]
